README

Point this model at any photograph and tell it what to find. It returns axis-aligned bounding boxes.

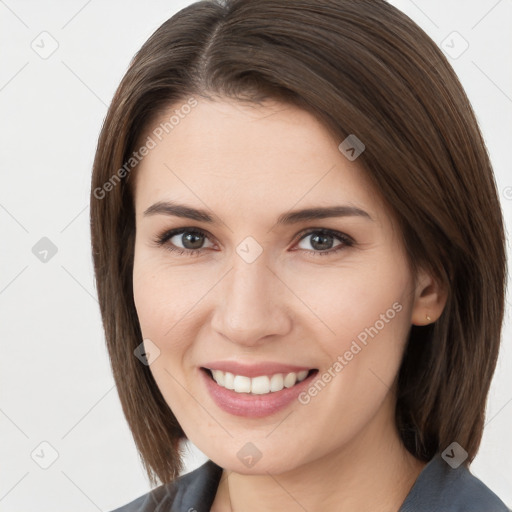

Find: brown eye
[154,228,215,256]
[295,229,354,256]
[172,231,207,250]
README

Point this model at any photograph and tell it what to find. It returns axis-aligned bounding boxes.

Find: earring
[426,314,432,322]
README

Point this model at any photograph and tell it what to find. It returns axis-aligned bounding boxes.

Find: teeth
[208,368,311,395]
[270,373,284,392]
[211,369,225,386]
[297,370,309,381]
[224,372,234,390]
[251,375,270,395]
[284,372,297,388]
[233,375,251,393]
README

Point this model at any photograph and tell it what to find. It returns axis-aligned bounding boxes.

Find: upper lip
[201,361,315,378]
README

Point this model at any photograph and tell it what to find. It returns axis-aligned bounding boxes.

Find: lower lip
[200,368,318,418]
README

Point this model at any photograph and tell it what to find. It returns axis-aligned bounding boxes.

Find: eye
[153,228,215,256]
[294,228,354,256]
[152,227,354,257]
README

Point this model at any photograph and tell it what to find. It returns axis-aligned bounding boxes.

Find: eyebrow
[143,201,373,224]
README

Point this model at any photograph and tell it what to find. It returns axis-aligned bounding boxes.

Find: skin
[131,98,447,512]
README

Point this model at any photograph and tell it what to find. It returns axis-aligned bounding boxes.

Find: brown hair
[90,0,507,486]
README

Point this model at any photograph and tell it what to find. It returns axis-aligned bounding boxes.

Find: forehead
[132,98,386,224]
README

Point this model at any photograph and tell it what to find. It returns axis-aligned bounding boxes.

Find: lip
[201,360,313,378]
[199,366,318,418]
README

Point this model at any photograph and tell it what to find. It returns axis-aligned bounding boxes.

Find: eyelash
[152,227,355,258]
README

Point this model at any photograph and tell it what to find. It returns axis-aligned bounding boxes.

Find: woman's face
[132,98,428,474]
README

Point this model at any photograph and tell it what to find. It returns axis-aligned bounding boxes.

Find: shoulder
[400,453,510,512]
[108,459,223,512]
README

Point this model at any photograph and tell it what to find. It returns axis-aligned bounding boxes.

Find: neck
[212,394,426,512]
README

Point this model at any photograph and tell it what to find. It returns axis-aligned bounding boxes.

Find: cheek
[132,253,209,338]
[132,260,201,414]
[132,257,194,390]
[131,253,220,398]
[288,262,411,356]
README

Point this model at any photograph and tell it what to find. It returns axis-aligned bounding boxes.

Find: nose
[210,255,292,347]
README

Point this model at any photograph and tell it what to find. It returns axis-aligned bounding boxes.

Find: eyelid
[294,227,354,244]
[154,227,217,250]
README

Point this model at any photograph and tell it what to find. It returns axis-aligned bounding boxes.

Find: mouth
[199,361,320,417]
[201,367,318,395]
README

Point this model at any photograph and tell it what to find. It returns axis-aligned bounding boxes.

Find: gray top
[110,453,510,512]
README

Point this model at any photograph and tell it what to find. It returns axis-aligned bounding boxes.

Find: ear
[410,268,448,326]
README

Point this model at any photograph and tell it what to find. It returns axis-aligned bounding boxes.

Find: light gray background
[1,0,511,510]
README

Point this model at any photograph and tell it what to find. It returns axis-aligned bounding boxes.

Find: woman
[90,0,510,510]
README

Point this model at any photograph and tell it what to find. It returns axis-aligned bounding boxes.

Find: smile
[200,365,319,418]
[204,368,312,394]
